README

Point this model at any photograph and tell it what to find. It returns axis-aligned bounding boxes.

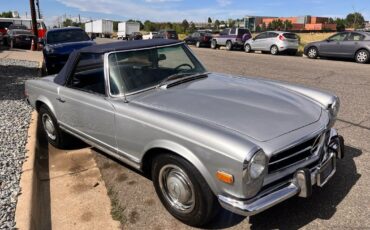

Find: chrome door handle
[56,97,66,103]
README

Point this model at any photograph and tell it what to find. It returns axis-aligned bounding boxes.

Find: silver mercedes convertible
[25,39,344,227]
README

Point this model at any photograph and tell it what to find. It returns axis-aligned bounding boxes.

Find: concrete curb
[15,112,38,230]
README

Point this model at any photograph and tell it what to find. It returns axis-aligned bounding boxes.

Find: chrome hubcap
[159,164,195,213]
[271,46,278,54]
[42,113,56,140]
[357,51,368,62]
[245,45,250,52]
[308,48,317,58]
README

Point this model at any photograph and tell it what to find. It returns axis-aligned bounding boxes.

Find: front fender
[264,80,338,109]
[142,139,219,194]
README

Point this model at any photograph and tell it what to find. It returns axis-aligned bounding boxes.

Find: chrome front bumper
[218,134,344,217]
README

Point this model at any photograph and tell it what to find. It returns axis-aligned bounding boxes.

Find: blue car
[40,27,95,74]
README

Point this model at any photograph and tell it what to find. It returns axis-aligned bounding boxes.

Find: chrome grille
[268,134,322,173]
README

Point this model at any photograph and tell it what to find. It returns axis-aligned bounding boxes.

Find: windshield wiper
[157,72,207,88]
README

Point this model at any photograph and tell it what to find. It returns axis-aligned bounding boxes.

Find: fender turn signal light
[216,171,234,184]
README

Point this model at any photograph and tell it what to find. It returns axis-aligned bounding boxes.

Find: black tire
[355,49,369,64]
[244,44,252,53]
[307,46,319,59]
[211,39,217,49]
[10,40,14,49]
[152,153,220,227]
[270,45,279,55]
[39,105,70,148]
[288,50,298,56]
[196,41,201,48]
[225,40,233,51]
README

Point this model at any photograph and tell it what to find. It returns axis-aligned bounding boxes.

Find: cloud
[217,0,232,7]
[55,0,254,22]
[145,0,182,2]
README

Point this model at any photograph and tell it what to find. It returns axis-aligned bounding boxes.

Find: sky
[1,0,369,26]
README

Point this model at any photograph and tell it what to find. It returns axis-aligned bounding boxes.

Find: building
[244,15,337,31]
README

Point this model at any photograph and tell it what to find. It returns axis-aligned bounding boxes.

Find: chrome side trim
[59,122,141,170]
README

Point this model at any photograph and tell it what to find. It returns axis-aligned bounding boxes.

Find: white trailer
[85,19,113,38]
[117,21,140,40]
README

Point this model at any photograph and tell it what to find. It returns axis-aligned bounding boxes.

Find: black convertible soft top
[54,39,183,85]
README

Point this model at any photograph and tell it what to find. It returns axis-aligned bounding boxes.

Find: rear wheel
[355,49,369,64]
[152,154,219,227]
[225,41,233,51]
[211,40,217,49]
[270,45,279,55]
[307,47,319,59]
[10,40,14,49]
[39,105,71,148]
[244,44,252,53]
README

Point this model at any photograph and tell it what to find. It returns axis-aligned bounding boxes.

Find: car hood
[134,73,322,142]
[46,41,95,54]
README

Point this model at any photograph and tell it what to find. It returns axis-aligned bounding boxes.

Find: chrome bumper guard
[218,134,344,217]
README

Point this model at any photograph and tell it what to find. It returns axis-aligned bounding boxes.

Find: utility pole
[29,0,38,50]
[35,0,41,19]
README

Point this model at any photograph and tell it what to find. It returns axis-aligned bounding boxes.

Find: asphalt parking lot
[92,45,370,229]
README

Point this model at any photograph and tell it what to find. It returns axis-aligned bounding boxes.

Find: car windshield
[47,29,90,44]
[108,44,206,95]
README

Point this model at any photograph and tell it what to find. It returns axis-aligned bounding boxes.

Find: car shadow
[204,145,361,229]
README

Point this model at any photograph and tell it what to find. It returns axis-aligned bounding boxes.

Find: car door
[251,32,267,50]
[265,32,279,50]
[218,29,230,45]
[319,32,349,57]
[344,32,366,57]
[57,53,117,150]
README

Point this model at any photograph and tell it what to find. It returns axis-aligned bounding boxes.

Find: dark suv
[211,28,251,50]
[184,32,213,48]
[158,30,178,40]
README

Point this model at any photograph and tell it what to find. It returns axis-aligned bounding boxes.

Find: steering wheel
[174,63,193,71]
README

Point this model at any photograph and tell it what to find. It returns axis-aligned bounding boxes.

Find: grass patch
[108,187,126,225]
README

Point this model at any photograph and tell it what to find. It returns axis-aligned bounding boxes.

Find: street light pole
[29,0,38,50]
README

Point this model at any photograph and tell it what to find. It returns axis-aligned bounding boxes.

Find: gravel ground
[0,59,39,229]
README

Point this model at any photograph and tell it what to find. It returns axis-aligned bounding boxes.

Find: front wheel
[307,47,319,59]
[355,49,369,64]
[152,154,219,227]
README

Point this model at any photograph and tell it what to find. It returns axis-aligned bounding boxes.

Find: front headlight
[248,150,267,179]
[329,97,340,118]
[328,97,340,127]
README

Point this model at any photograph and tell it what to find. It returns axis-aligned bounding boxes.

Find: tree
[182,19,189,32]
[255,25,262,32]
[270,19,284,30]
[335,18,346,31]
[346,12,365,29]
[283,20,293,30]
[228,19,235,28]
[261,22,267,31]
[214,20,220,29]
[63,18,73,27]
[0,11,13,18]
[189,22,196,33]
[208,17,212,24]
